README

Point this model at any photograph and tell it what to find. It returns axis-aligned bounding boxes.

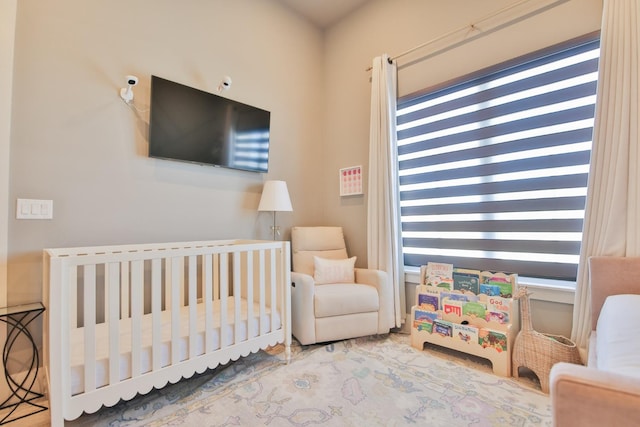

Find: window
[396,35,600,281]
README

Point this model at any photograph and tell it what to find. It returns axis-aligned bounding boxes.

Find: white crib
[43,239,291,426]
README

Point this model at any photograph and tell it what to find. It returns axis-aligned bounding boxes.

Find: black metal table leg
[0,303,47,425]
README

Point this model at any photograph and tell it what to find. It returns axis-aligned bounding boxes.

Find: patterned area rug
[69,334,551,426]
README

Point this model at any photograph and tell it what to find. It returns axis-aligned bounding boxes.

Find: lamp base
[270,212,280,241]
[270,225,281,241]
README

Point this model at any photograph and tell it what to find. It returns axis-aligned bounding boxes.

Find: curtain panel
[571,0,640,356]
[368,54,405,328]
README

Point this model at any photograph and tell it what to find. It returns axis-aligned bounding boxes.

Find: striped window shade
[396,35,600,281]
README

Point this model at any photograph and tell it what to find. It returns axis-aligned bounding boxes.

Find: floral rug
[69,334,551,426]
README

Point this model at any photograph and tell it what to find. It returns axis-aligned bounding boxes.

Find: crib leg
[285,342,291,364]
[50,408,64,427]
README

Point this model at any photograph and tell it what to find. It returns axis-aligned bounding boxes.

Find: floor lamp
[258,180,293,240]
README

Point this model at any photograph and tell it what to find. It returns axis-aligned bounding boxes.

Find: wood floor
[0,397,50,426]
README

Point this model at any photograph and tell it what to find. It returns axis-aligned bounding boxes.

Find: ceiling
[275,0,371,28]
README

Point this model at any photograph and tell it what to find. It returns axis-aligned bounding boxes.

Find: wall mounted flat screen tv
[149,75,270,173]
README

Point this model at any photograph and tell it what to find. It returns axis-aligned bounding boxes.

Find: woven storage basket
[512,288,582,393]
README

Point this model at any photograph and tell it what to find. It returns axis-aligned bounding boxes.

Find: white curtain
[368,54,405,328]
[571,0,640,355]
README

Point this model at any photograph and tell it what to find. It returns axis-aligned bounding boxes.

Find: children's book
[453,269,480,294]
[424,262,454,289]
[485,311,510,324]
[481,273,515,298]
[440,292,476,303]
[413,309,438,333]
[479,328,508,352]
[417,292,440,312]
[486,296,511,313]
[462,301,487,319]
[453,323,479,344]
[442,300,463,317]
[479,283,501,296]
[433,319,453,337]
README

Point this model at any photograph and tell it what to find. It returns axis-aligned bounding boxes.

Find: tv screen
[148,76,270,173]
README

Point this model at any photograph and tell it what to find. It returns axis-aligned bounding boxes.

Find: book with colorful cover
[424,262,454,289]
[453,323,479,344]
[481,273,515,298]
[413,309,438,333]
[417,292,440,312]
[479,283,501,296]
[485,311,510,324]
[486,295,511,313]
[433,319,453,337]
[462,301,487,319]
[440,292,478,304]
[442,300,464,317]
[453,269,481,294]
[479,328,508,352]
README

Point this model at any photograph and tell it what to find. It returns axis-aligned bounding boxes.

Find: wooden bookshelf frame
[410,271,519,377]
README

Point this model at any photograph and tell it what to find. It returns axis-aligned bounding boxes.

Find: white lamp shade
[258,180,293,212]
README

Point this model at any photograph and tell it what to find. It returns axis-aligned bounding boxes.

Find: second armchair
[290,226,394,345]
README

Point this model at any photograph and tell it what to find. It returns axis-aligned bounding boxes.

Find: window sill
[403,266,575,305]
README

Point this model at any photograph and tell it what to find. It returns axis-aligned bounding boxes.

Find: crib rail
[43,239,291,424]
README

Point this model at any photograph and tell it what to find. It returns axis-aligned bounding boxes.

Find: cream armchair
[290,226,394,345]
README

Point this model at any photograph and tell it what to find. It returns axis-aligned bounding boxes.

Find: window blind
[396,36,600,280]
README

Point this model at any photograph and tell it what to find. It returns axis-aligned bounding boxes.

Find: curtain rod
[366,0,569,71]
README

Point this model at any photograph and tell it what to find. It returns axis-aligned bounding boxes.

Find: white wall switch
[17,198,53,220]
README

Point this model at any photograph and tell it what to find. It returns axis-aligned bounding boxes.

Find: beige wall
[322,0,602,335]
[1,0,17,307]
[8,0,325,305]
[0,0,17,403]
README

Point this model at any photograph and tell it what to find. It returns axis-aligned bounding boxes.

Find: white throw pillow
[313,256,356,284]
[595,294,640,377]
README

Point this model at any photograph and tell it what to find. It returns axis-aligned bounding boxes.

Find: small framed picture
[339,165,363,196]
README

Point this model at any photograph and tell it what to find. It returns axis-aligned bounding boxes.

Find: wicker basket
[512,288,582,393]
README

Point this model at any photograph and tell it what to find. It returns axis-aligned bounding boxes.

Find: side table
[0,303,47,424]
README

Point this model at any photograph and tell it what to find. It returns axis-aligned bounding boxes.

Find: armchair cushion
[292,227,349,276]
[595,294,640,378]
[314,283,379,317]
[313,256,356,284]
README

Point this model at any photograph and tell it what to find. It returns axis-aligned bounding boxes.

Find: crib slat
[107,262,120,386]
[220,253,228,348]
[188,255,197,359]
[84,264,97,393]
[233,252,241,343]
[259,250,266,336]
[213,253,220,300]
[170,257,181,364]
[151,258,162,371]
[203,254,213,353]
[131,260,144,377]
[69,266,78,329]
[246,251,254,338]
[120,261,130,319]
[270,248,277,332]
[164,256,172,312]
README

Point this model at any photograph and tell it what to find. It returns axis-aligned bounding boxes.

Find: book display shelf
[410,263,520,377]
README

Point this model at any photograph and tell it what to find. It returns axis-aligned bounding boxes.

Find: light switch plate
[17,198,53,220]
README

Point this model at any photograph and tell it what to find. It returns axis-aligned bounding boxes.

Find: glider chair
[290,226,394,345]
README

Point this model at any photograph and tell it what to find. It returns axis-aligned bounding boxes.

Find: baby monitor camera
[217,76,232,92]
[126,75,139,86]
[120,75,139,103]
